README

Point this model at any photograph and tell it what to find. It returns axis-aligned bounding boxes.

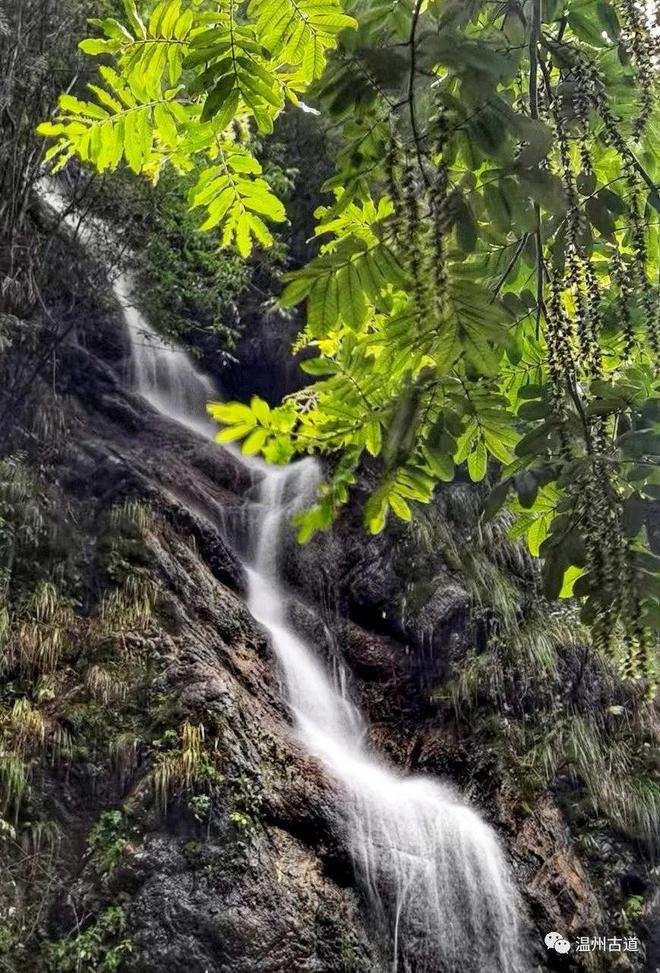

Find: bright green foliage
[41,0,660,686]
[248,0,355,83]
[38,0,355,254]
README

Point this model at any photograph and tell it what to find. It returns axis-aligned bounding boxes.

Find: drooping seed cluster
[430,102,449,321]
[377,19,658,689]
[544,50,656,686]
[615,0,656,138]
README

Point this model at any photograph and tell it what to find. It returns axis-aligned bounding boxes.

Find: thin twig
[492,233,530,297]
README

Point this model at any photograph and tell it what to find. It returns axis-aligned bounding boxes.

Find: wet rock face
[511,800,604,959]
[107,827,375,973]
[274,482,655,973]
[280,485,478,691]
[39,465,379,971]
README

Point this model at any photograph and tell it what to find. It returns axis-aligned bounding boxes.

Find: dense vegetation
[40,0,660,689]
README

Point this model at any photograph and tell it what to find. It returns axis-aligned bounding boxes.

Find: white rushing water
[42,182,526,971]
[39,182,215,438]
[112,272,216,438]
[245,462,526,973]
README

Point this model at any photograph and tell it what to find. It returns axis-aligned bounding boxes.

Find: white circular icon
[545,932,571,953]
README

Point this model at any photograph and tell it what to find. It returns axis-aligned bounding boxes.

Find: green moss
[617,894,645,932]
[188,794,212,824]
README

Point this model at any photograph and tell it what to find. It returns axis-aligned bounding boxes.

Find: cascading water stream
[39,183,216,438]
[41,185,527,971]
[245,463,526,973]
[111,272,216,438]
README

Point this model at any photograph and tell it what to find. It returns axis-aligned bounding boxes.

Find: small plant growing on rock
[48,906,132,973]
[9,581,74,675]
[227,771,263,837]
[0,699,46,823]
[92,499,157,642]
[229,809,253,833]
[96,573,156,636]
[88,810,127,877]
[85,665,129,707]
[188,794,211,824]
[108,501,153,538]
[616,894,645,933]
[151,720,222,815]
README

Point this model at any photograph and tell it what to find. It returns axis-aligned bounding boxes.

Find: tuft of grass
[459,550,521,622]
[507,612,583,675]
[403,505,523,631]
[109,499,153,536]
[109,732,140,791]
[519,715,660,855]
[605,777,660,857]
[444,612,582,716]
[0,751,30,825]
[95,573,156,636]
[29,391,68,445]
[19,818,61,856]
[86,665,129,706]
[0,698,72,823]
[0,699,45,821]
[9,581,73,674]
[151,721,222,815]
[50,723,73,765]
[8,698,45,749]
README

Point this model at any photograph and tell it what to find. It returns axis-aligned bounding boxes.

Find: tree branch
[407,0,429,187]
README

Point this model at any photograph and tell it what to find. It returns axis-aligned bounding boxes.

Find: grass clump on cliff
[151,720,223,815]
[0,460,166,970]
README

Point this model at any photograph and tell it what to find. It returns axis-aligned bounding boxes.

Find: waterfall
[38,182,216,438]
[245,462,526,973]
[41,182,527,971]
[111,272,216,438]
